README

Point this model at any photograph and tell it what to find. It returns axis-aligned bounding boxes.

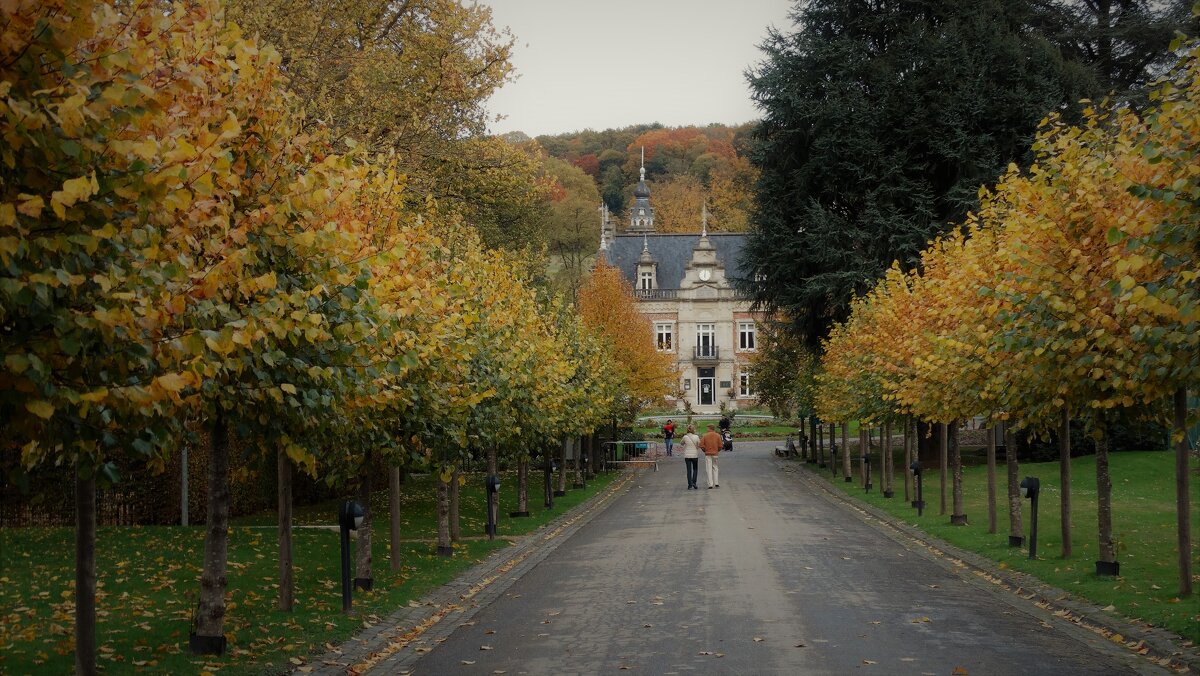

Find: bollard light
[910,461,925,516]
[338,501,365,614]
[1020,476,1040,560]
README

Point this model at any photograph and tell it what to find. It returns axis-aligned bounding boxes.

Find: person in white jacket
[680,425,702,489]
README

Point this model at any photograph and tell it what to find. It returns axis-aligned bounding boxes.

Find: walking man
[700,424,722,489]
[662,419,676,456]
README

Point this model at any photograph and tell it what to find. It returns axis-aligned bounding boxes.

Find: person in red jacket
[662,419,676,456]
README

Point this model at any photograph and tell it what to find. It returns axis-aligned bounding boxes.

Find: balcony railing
[634,289,678,300]
[692,345,720,362]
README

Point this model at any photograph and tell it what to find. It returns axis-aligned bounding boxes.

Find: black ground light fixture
[910,461,925,516]
[1020,476,1040,560]
[485,474,500,540]
[338,500,365,614]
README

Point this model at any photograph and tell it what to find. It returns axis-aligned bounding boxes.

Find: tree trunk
[557,437,568,494]
[277,449,293,611]
[841,422,851,481]
[389,466,402,572]
[573,436,583,486]
[488,445,498,476]
[1060,409,1072,559]
[939,422,948,516]
[449,466,461,542]
[828,423,836,469]
[75,466,96,675]
[986,426,997,534]
[951,422,965,524]
[436,476,451,556]
[1096,414,1115,566]
[1006,427,1023,542]
[1175,387,1193,597]
[859,425,867,487]
[355,468,373,587]
[517,456,529,513]
[817,423,825,465]
[809,415,817,461]
[883,420,892,493]
[903,419,913,503]
[195,415,231,647]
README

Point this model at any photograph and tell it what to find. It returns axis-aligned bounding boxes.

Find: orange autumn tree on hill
[578,261,676,413]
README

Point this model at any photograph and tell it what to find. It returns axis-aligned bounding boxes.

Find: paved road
[404,442,1161,675]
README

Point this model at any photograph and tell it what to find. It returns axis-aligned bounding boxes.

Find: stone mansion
[597,159,761,414]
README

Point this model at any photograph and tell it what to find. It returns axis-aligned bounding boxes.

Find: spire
[701,202,709,237]
[640,146,646,182]
[642,232,649,252]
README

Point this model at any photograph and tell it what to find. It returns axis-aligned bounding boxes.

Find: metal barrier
[602,441,662,471]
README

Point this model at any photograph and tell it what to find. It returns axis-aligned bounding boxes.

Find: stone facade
[599,162,760,414]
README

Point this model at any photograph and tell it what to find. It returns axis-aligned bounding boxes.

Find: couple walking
[679,424,722,489]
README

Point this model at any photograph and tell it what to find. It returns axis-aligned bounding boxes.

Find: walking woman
[680,424,701,489]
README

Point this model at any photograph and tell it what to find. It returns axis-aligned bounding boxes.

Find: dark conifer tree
[740,0,1093,348]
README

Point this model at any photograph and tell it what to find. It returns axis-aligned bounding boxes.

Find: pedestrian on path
[700,424,722,489]
[663,419,676,456]
[680,424,701,489]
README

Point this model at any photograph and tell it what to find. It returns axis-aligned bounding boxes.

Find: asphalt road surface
[405,441,1162,675]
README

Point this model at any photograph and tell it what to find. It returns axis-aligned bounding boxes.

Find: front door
[698,367,715,406]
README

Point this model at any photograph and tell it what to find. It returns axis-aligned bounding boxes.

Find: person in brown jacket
[699,424,722,489]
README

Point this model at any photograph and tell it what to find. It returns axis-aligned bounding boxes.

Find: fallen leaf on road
[643,624,653,628]
[900,657,916,661]
[461,660,476,665]
[842,557,851,560]
[795,643,807,648]
[537,634,549,638]
[863,660,877,665]
[869,621,881,625]
[493,671,506,674]
[910,617,931,623]
[485,629,496,635]
[480,645,493,651]
[753,637,764,642]
[952,667,969,675]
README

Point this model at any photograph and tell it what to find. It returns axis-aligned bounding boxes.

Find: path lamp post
[910,461,925,516]
[862,453,872,493]
[1020,477,1040,560]
[580,448,588,489]
[485,475,500,540]
[338,501,365,614]
[829,442,838,478]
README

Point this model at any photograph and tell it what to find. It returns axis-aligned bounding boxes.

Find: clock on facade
[698,269,711,281]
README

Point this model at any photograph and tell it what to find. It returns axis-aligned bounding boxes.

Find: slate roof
[604,233,748,290]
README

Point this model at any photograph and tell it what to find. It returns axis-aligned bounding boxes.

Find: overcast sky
[484,0,796,137]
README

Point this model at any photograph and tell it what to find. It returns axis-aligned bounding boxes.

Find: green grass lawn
[807,450,1200,642]
[0,470,617,675]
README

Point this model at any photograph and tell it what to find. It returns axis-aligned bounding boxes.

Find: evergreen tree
[1041,0,1197,101]
[741,0,1092,348]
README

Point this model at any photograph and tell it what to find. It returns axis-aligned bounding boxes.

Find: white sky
[483,0,795,137]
